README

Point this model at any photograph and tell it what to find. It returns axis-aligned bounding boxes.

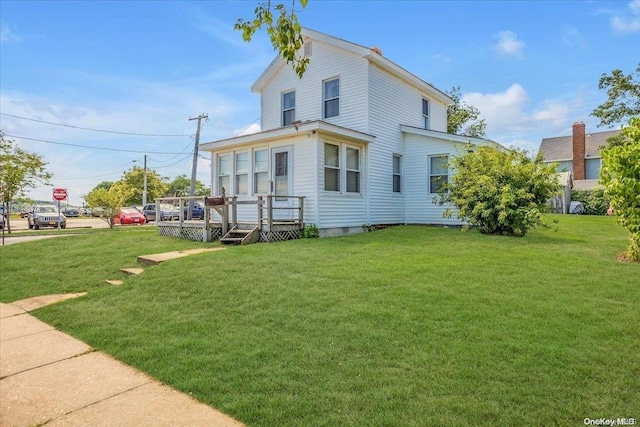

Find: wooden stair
[220,225,260,245]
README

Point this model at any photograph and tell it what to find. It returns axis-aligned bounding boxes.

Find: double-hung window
[429,155,448,194]
[392,155,402,193]
[324,143,362,193]
[422,98,430,129]
[218,154,231,195]
[324,143,340,191]
[235,152,249,195]
[324,78,340,118]
[282,91,295,126]
[253,149,268,194]
[346,147,360,193]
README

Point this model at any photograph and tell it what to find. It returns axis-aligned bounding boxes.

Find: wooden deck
[154,195,305,243]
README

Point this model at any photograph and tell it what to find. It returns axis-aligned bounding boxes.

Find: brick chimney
[572,121,585,180]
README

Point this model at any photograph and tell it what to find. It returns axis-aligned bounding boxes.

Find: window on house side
[324,78,340,118]
[282,91,295,126]
[346,147,360,193]
[393,155,401,193]
[324,143,340,191]
[235,152,249,195]
[429,155,448,194]
[218,154,231,195]
[422,98,430,129]
[254,149,268,194]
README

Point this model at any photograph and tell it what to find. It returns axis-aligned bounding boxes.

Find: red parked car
[116,207,146,225]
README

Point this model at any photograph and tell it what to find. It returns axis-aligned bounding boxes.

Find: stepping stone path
[137,247,225,266]
[121,268,144,276]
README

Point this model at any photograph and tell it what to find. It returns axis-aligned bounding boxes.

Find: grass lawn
[1,215,638,426]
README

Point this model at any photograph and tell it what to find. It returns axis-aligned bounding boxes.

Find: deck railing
[154,195,304,242]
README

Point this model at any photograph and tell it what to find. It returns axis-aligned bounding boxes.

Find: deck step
[220,226,260,245]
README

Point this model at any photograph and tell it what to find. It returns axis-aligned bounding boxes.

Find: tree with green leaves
[592,64,640,128]
[599,117,640,261]
[0,132,53,233]
[436,146,560,236]
[236,0,309,78]
[167,175,209,197]
[85,181,135,229]
[120,166,168,206]
[446,86,487,138]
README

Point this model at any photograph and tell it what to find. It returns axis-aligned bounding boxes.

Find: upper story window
[422,98,430,129]
[324,78,340,118]
[429,155,448,194]
[218,154,231,195]
[282,91,295,126]
[392,155,402,193]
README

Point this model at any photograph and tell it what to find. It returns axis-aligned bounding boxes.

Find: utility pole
[142,154,148,207]
[188,114,208,219]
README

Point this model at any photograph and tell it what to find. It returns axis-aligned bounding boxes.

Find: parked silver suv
[28,206,66,229]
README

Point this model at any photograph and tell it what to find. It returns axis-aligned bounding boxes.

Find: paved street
[3,217,117,232]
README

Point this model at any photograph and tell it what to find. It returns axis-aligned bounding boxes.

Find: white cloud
[235,122,261,136]
[0,23,21,43]
[461,84,578,155]
[611,0,640,33]
[493,31,525,58]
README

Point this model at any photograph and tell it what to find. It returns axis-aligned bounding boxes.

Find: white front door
[271,146,292,219]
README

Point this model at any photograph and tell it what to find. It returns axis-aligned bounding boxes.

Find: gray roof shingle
[538,129,620,161]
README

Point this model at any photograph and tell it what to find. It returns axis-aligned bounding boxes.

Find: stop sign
[53,188,67,201]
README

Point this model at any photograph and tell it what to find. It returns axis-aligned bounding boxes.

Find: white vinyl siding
[259,41,368,132]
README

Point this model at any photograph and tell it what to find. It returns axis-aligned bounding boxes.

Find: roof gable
[538,129,621,161]
[251,28,453,105]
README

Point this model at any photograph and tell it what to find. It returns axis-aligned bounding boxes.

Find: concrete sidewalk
[0,302,244,427]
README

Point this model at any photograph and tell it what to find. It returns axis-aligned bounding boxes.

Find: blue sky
[1,0,638,206]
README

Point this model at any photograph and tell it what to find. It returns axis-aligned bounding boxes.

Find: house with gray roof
[537,122,620,190]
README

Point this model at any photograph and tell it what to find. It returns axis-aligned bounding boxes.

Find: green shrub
[302,223,320,238]
[437,146,560,236]
[570,189,610,215]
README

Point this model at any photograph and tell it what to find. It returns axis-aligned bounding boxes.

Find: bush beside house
[571,189,610,215]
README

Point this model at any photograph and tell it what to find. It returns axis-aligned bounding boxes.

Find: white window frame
[345,145,360,194]
[323,142,363,194]
[324,142,340,192]
[282,90,295,127]
[253,148,269,195]
[217,153,231,195]
[234,151,249,195]
[323,77,340,119]
[422,98,430,129]
[392,154,402,193]
[429,154,449,194]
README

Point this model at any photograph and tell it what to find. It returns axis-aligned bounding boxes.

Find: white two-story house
[200,28,500,237]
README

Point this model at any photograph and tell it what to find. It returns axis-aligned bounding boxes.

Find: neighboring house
[538,122,620,191]
[200,28,502,237]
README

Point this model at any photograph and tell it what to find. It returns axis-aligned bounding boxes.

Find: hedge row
[571,189,610,215]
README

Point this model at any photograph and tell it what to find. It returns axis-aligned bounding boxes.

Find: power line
[1,113,192,137]
[4,134,193,155]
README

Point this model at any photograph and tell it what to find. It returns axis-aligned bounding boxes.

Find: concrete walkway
[0,299,244,427]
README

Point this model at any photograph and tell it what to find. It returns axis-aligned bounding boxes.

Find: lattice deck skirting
[260,229,301,242]
[158,225,222,242]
